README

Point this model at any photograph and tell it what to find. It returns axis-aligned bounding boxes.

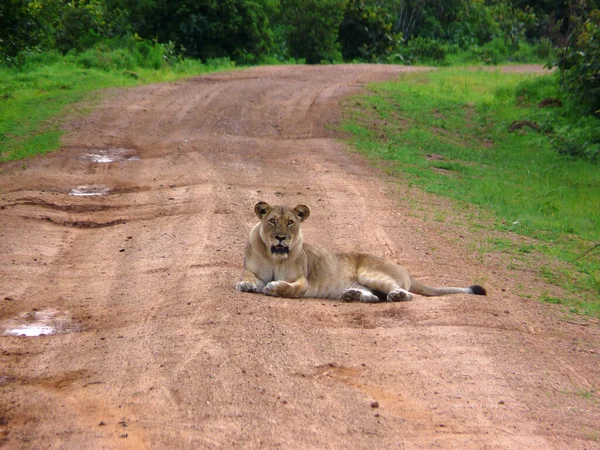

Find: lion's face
[254,201,310,260]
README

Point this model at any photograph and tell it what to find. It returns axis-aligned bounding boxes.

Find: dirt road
[1,65,599,449]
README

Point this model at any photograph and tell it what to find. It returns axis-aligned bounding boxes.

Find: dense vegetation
[2,1,600,160]
[1,0,598,66]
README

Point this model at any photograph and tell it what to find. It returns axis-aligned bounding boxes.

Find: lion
[235,201,486,302]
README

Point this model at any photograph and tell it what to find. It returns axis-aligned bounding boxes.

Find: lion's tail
[409,278,486,297]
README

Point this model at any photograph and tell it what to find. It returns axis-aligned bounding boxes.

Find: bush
[472,37,511,64]
[553,121,600,162]
[400,37,447,64]
[281,0,346,64]
[64,37,178,71]
[137,0,274,64]
[534,37,555,60]
[0,0,58,61]
[553,10,600,115]
[339,0,400,61]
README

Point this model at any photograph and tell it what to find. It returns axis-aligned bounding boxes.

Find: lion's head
[254,201,310,260]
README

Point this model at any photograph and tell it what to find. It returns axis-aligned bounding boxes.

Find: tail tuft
[469,285,487,296]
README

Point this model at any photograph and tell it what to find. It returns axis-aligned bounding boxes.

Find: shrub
[0,0,58,61]
[553,10,600,115]
[552,121,600,162]
[65,37,176,71]
[400,37,447,64]
[281,0,346,64]
[338,0,400,61]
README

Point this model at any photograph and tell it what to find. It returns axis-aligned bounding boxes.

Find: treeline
[0,0,596,63]
[1,0,600,115]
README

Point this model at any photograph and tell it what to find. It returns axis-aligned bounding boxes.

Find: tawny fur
[236,201,486,303]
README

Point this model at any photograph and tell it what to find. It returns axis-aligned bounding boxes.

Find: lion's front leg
[236,269,265,293]
[263,277,308,298]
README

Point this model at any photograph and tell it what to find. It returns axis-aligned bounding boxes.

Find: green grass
[0,50,236,162]
[342,68,600,318]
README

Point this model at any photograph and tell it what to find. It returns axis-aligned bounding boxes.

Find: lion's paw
[236,281,258,293]
[263,281,288,297]
[342,289,362,302]
[342,288,379,303]
[387,289,413,302]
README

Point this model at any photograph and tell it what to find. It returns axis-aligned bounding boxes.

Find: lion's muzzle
[271,244,289,255]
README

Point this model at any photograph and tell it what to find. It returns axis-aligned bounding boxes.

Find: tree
[339,0,399,61]
[281,0,347,64]
[0,0,59,59]
[128,0,275,62]
[555,8,600,115]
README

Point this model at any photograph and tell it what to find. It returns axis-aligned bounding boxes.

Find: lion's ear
[293,205,310,222]
[254,201,272,219]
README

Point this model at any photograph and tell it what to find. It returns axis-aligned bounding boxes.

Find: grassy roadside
[0,52,235,162]
[342,68,600,318]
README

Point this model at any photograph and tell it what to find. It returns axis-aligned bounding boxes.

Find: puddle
[83,148,139,163]
[5,325,56,337]
[2,309,79,337]
[69,185,110,197]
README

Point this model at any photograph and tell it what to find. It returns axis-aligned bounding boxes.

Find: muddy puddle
[82,148,139,163]
[2,309,80,337]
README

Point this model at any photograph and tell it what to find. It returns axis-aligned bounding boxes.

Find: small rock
[498,400,505,405]
[370,401,379,409]
[4,296,14,301]
[119,433,128,438]
[99,421,106,426]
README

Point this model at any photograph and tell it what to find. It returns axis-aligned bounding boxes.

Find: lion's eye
[288,220,294,226]
[269,218,276,225]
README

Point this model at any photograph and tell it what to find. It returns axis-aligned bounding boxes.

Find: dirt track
[1,64,599,449]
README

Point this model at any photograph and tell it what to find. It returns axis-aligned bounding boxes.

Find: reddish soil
[1,64,599,449]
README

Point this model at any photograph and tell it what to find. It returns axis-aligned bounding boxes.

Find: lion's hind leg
[358,266,414,303]
[342,282,380,303]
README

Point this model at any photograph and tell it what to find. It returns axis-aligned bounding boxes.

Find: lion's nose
[275,236,287,243]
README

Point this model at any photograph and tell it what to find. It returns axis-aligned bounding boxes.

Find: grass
[0,49,236,162]
[342,68,600,318]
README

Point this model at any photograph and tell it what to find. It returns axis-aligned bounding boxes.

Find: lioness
[236,201,486,302]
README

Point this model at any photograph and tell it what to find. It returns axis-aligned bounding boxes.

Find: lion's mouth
[271,245,289,255]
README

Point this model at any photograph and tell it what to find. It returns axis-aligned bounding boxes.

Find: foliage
[134,0,275,63]
[64,36,180,70]
[399,36,448,64]
[339,0,400,61]
[421,0,499,47]
[281,0,346,64]
[553,9,600,116]
[0,0,276,64]
[0,0,58,60]
[0,0,595,67]
[490,2,538,48]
